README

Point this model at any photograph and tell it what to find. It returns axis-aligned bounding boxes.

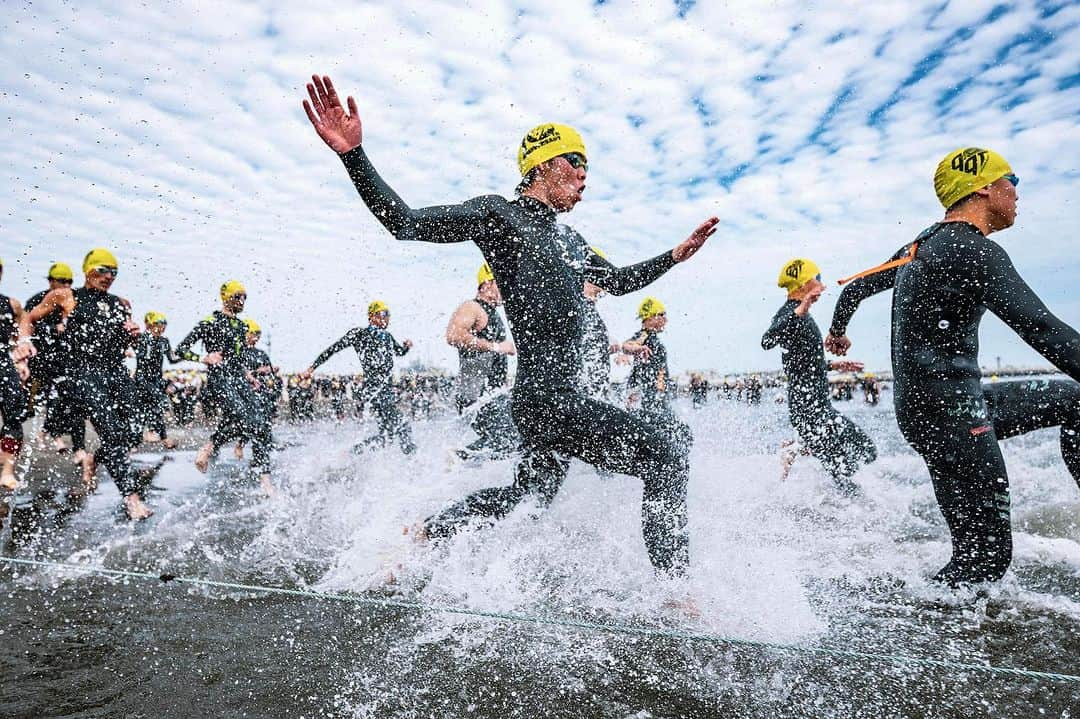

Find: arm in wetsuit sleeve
[828,244,912,336]
[340,147,490,245]
[175,322,207,363]
[163,337,183,364]
[311,329,357,370]
[761,304,796,351]
[585,249,677,296]
[391,334,410,356]
[978,243,1080,381]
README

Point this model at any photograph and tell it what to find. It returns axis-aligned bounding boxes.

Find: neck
[942,206,991,236]
[521,186,555,210]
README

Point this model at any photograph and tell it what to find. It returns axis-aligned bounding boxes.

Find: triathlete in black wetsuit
[625,298,693,457]
[826,147,1080,585]
[1,259,30,493]
[302,75,717,575]
[235,319,278,495]
[305,301,416,455]
[762,259,876,490]
[133,312,183,448]
[15,249,153,519]
[177,280,269,477]
[25,263,88,456]
[447,264,519,460]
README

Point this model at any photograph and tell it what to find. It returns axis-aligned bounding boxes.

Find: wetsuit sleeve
[586,248,677,296]
[979,244,1080,380]
[311,329,357,369]
[392,335,410,356]
[163,337,183,364]
[175,323,207,362]
[340,147,489,244]
[829,244,912,336]
[761,304,796,351]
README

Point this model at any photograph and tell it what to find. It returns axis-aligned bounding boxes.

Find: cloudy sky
[2,0,1077,376]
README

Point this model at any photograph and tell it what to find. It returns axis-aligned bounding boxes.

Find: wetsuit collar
[938,219,986,236]
[514,195,557,223]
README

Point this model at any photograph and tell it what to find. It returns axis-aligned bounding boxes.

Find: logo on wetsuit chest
[950,149,989,176]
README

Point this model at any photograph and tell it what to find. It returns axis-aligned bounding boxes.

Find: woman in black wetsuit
[302,75,718,577]
[826,147,1080,585]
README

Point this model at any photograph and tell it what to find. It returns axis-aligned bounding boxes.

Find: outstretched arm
[762,302,797,351]
[826,243,912,354]
[304,74,487,245]
[311,329,357,370]
[587,218,719,295]
[980,244,1080,381]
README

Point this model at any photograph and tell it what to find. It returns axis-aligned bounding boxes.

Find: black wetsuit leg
[135,378,168,438]
[71,366,141,496]
[0,357,29,451]
[795,409,877,486]
[466,395,521,456]
[987,378,1080,482]
[899,378,1080,585]
[425,388,690,575]
[366,384,414,454]
[43,374,87,451]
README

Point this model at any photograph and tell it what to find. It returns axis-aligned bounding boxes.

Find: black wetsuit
[177,312,269,469]
[311,324,415,454]
[133,333,181,439]
[579,298,611,400]
[238,345,279,472]
[0,294,29,456]
[337,145,689,574]
[831,220,1080,584]
[26,289,87,451]
[626,329,693,456]
[762,300,876,487]
[59,288,142,496]
[456,299,519,458]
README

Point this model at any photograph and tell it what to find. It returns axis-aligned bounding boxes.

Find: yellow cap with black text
[477,263,495,286]
[517,123,586,176]
[637,297,666,320]
[777,258,822,292]
[368,300,389,315]
[933,147,1012,209]
[220,280,246,301]
[48,262,74,281]
[144,311,167,326]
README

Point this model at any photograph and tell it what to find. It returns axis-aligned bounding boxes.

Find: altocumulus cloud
[1,0,1076,374]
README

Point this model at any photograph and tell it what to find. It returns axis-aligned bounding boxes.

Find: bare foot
[258,474,276,498]
[663,595,701,619]
[81,453,98,492]
[403,522,429,545]
[124,494,154,520]
[143,430,162,443]
[195,443,214,473]
[233,444,245,460]
[1,472,17,492]
[52,436,70,452]
[163,437,178,450]
[780,440,799,480]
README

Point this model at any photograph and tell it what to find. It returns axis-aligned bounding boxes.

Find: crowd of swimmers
[0,74,1077,600]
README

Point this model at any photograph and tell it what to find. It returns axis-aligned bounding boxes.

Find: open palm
[303,75,362,153]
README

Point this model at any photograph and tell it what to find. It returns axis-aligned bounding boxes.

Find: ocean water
[2,396,1078,718]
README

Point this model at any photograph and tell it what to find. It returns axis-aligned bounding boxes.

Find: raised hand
[303,75,363,153]
[831,360,865,373]
[672,216,720,263]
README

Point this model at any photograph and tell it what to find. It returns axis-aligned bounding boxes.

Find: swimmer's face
[224,292,246,313]
[536,155,587,213]
[148,322,167,337]
[986,175,1018,231]
[643,312,667,332]
[369,311,390,329]
[86,266,117,291]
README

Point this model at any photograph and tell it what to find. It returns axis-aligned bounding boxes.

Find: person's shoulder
[464,194,510,212]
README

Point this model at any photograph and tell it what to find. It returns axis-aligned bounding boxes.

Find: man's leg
[986,379,1080,482]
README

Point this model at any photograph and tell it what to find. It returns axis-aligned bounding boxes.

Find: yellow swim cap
[590,246,607,260]
[777,258,822,292]
[368,300,389,315]
[933,147,1012,209]
[48,262,74,281]
[637,297,666,320]
[220,280,246,301]
[144,311,167,325]
[477,263,495,286]
[517,123,586,177]
[244,318,261,334]
[82,248,118,274]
